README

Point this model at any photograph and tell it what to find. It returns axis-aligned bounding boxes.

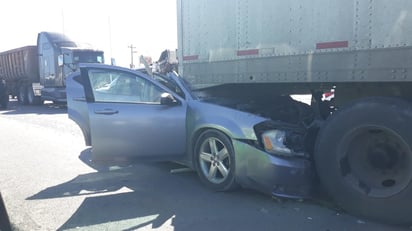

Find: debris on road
[357,220,366,224]
[170,167,193,174]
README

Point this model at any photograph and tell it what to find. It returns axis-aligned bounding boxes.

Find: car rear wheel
[194,129,238,191]
[315,97,412,225]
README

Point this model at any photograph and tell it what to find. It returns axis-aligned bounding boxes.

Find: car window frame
[79,66,185,105]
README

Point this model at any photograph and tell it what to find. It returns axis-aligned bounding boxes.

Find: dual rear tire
[0,94,7,109]
[0,81,7,109]
[27,85,42,105]
[18,84,42,105]
[315,97,412,225]
[18,85,27,105]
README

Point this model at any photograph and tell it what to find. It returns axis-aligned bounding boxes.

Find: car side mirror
[160,93,179,106]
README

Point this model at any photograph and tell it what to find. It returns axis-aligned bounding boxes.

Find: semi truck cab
[0,32,104,106]
[37,32,104,103]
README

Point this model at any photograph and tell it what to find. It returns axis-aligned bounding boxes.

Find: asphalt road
[0,99,409,231]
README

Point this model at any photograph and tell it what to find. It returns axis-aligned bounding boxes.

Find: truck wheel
[0,95,7,109]
[315,97,412,224]
[18,85,28,105]
[26,86,42,105]
[194,129,238,191]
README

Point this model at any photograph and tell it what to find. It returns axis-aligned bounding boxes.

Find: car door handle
[94,109,119,115]
[73,97,86,102]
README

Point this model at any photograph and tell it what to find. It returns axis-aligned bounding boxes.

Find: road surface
[0,100,408,230]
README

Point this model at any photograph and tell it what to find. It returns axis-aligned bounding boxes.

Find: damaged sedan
[67,63,314,198]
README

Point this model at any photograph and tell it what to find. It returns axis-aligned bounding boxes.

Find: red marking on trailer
[183,55,199,61]
[237,49,259,56]
[323,92,334,98]
[316,41,349,49]
[322,91,335,101]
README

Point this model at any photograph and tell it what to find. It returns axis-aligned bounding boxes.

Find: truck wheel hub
[339,126,412,198]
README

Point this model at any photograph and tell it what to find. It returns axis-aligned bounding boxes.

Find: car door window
[88,69,163,104]
[152,73,186,99]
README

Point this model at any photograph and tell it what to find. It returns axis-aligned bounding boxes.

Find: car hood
[187,99,268,141]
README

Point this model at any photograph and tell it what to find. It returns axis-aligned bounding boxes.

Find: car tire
[315,97,412,225]
[194,129,238,191]
[18,84,28,105]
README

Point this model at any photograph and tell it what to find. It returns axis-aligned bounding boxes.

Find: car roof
[78,63,153,78]
[79,63,137,72]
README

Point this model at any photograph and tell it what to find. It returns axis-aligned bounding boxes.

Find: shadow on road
[31,163,283,231]
[0,193,12,231]
[0,99,67,115]
[26,148,406,231]
[27,148,289,230]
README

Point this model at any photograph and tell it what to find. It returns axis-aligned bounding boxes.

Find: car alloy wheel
[194,129,237,191]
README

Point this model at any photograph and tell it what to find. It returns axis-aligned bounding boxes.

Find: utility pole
[128,44,137,69]
[108,16,114,65]
[61,9,65,35]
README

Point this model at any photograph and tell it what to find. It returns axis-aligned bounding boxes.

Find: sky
[0,0,178,68]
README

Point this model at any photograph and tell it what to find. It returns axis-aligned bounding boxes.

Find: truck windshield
[73,51,104,64]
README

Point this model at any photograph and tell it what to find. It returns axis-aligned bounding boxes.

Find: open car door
[67,64,187,162]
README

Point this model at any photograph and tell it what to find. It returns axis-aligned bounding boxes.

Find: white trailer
[176,0,412,225]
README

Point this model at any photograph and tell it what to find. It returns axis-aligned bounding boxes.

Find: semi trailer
[175,0,412,225]
[0,32,104,107]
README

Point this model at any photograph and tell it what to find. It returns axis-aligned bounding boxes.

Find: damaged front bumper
[233,139,314,199]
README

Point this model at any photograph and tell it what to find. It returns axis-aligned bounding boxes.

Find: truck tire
[0,82,7,109]
[315,97,412,224]
[26,85,42,105]
[18,85,28,105]
[0,95,8,109]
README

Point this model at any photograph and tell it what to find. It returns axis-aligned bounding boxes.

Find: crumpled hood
[187,100,268,140]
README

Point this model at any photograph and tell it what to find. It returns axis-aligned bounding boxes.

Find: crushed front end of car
[231,119,316,199]
[199,95,318,199]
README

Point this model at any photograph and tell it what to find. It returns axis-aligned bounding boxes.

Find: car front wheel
[194,129,238,191]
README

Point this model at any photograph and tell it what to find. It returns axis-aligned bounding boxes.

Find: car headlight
[262,130,305,157]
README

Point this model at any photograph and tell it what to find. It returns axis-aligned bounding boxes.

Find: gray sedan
[67,64,313,198]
